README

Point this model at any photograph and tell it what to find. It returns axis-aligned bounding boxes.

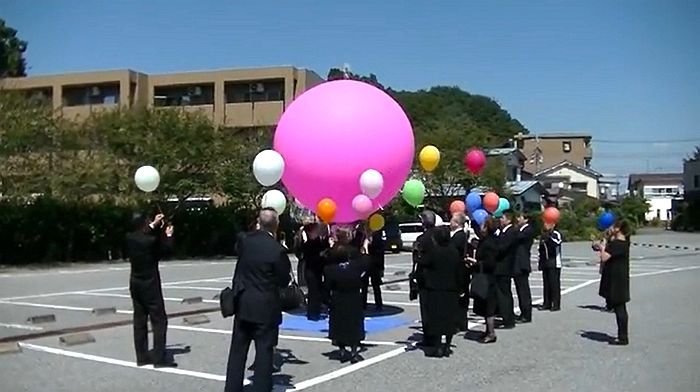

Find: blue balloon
[466,192,482,212]
[472,209,489,226]
[598,212,615,230]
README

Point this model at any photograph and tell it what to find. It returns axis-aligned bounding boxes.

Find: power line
[592,138,700,144]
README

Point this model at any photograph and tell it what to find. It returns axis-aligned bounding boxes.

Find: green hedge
[0,198,276,265]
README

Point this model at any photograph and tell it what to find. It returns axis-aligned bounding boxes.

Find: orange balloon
[483,192,499,213]
[317,198,337,223]
[543,207,560,224]
[450,200,466,214]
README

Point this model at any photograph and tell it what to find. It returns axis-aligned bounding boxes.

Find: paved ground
[1,230,699,391]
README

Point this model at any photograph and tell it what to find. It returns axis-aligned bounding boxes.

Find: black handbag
[219,286,236,318]
[470,263,489,300]
[280,270,306,311]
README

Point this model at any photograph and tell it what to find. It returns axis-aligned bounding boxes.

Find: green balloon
[402,179,425,207]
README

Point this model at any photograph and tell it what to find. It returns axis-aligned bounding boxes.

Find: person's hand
[544,222,554,231]
[153,214,165,227]
[165,225,174,237]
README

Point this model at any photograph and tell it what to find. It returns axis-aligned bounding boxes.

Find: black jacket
[538,229,563,270]
[367,231,385,272]
[125,226,172,280]
[232,230,292,326]
[412,228,435,286]
[495,224,518,277]
[417,241,465,291]
[513,223,535,275]
[450,230,467,260]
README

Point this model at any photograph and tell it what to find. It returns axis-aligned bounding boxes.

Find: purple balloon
[466,192,482,212]
[472,209,489,226]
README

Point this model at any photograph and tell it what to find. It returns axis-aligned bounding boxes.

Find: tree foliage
[0,19,28,78]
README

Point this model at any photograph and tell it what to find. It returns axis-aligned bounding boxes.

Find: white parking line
[79,292,218,304]
[169,325,400,347]
[0,322,44,331]
[0,300,134,314]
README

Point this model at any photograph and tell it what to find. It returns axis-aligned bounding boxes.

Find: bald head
[420,210,436,229]
[259,208,279,233]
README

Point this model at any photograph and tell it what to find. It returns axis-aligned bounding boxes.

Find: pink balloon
[465,148,486,175]
[274,80,415,223]
[351,194,374,217]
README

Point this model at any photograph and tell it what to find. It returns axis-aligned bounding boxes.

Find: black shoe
[516,318,532,324]
[479,335,497,344]
[136,359,152,367]
[550,307,561,312]
[339,349,351,363]
[443,344,453,357]
[350,354,364,364]
[609,337,629,346]
[538,305,551,311]
[497,324,516,330]
[153,361,178,368]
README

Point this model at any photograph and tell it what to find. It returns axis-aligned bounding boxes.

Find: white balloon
[134,165,160,193]
[261,190,287,215]
[359,169,384,199]
[253,150,285,187]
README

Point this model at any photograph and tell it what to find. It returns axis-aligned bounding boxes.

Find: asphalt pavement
[1,229,699,391]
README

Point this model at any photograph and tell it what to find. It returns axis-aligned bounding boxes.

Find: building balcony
[224,101,284,128]
[61,104,119,121]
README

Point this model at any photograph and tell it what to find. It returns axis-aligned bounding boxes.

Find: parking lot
[1,231,700,391]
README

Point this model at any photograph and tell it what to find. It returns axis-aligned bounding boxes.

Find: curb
[631,242,700,252]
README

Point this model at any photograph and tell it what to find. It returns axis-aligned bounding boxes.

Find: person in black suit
[418,226,466,357]
[495,210,517,328]
[448,213,469,332]
[301,222,330,321]
[472,217,501,343]
[125,212,176,368]
[513,212,535,323]
[538,222,563,311]
[412,210,437,347]
[362,229,384,311]
[224,208,291,392]
[324,227,368,363]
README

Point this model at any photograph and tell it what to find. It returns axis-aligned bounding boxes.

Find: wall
[544,167,598,198]
[646,198,674,221]
[683,160,700,200]
[520,137,591,173]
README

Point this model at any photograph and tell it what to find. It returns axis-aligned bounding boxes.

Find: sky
[2,0,699,181]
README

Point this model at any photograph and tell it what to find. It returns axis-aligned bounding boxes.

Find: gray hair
[420,210,436,229]
[259,208,279,233]
[451,212,467,228]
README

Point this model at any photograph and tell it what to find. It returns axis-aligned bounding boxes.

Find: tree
[0,19,28,77]
[685,145,700,162]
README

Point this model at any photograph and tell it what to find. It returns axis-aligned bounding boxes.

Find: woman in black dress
[417,226,466,357]
[472,217,501,343]
[595,220,631,345]
[324,227,368,363]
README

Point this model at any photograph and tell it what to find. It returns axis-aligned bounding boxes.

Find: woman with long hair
[324,227,368,363]
[595,220,631,345]
[472,217,501,343]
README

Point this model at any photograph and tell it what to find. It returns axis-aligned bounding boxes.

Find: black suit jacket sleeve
[276,251,292,288]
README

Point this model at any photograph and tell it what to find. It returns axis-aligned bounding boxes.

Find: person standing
[224,208,291,392]
[417,226,465,357]
[301,223,330,321]
[412,210,438,347]
[538,221,563,311]
[362,228,384,311]
[448,213,469,331]
[472,217,500,343]
[324,227,368,363]
[125,213,176,368]
[513,212,535,323]
[494,210,517,328]
[595,220,631,345]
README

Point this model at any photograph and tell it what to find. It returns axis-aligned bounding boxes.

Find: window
[62,83,120,106]
[153,84,214,107]
[225,79,285,103]
[24,87,53,104]
[562,141,572,153]
[665,188,674,194]
[584,158,591,168]
[516,140,524,149]
[571,182,587,192]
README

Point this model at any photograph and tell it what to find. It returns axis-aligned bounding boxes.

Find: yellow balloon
[368,214,385,231]
[419,145,440,172]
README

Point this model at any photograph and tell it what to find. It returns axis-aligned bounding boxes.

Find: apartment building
[514,132,593,174]
[628,173,684,221]
[0,66,325,127]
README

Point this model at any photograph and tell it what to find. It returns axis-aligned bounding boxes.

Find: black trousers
[513,273,532,321]
[542,268,561,309]
[225,318,278,392]
[129,276,168,363]
[613,303,629,340]
[495,275,515,326]
[296,257,307,287]
[361,271,383,309]
[305,268,324,319]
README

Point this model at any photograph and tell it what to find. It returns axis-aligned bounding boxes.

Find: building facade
[683,159,700,201]
[0,66,325,127]
[535,160,602,199]
[514,132,593,174]
[628,173,684,221]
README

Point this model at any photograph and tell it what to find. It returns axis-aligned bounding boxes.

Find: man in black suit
[362,229,385,311]
[495,210,517,329]
[412,210,437,346]
[449,213,469,331]
[513,212,535,322]
[125,212,176,368]
[224,208,291,392]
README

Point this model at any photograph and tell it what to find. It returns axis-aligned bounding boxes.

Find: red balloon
[543,207,560,224]
[464,148,486,175]
[483,192,499,213]
[449,200,466,214]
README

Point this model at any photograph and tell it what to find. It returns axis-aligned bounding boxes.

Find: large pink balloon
[274,80,414,223]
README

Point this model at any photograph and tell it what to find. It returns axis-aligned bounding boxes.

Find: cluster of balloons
[461,191,512,225]
[134,165,160,193]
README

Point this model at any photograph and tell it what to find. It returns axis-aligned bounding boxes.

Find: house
[485,147,528,182]
[628,173,684,221]
[535,160,602,199]
[598,176,621,202]
[504,181,546,212]
[683,159,700,201]
[513,132,593,174]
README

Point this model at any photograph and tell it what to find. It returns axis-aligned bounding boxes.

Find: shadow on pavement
[579,330,613,343]
[578,304,611,312]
